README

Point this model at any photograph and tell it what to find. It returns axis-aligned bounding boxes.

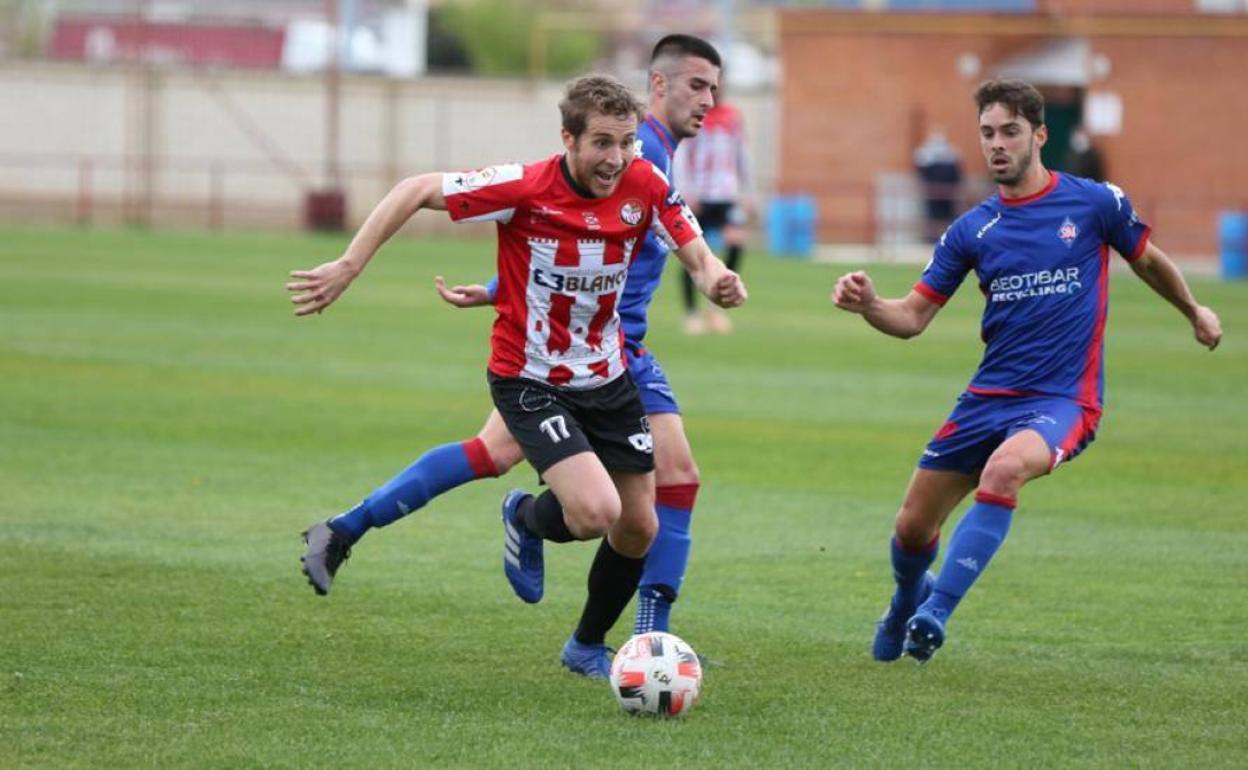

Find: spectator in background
[1063,127,1106,182]
[914,127,963,243]
[674,87,754,335]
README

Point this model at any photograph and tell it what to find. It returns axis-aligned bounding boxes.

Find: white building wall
[0,61,777,231]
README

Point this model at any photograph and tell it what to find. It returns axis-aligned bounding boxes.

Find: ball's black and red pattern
[608,632,702,717]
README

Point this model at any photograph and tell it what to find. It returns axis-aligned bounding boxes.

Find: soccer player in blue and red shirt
[833,79,1222,663]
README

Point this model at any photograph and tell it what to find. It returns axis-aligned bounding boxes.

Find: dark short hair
[650,33,721,70]
[559,74,645,139]
[974,78,1045,128]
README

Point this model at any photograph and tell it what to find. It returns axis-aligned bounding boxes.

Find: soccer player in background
[290,73,745,677]
[302,35,725,665]
[672,83,753,335]
[832,79,1222,663]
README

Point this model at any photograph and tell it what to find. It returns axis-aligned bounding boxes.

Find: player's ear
[1034,123,1048,149]
[650,69,666,98]
[561,127,576,154]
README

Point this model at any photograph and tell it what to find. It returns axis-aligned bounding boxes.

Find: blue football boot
[903,605,949,663]
[871,571,934,662]
[560,634,612,679]
[501,489,543,604]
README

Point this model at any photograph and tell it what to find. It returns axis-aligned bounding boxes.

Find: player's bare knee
[655,458,699,487]
[565,494,620,537]
[894,493,944,546]
[476,420,524,475]
[893,511,936,550]
[485,441,524,475]
[980,453,1028,496]
[627,509,659,544]
[610,516,657,558]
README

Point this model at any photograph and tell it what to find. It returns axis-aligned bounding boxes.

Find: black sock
[726,243,743,273]
[520,490,575,543]
[681,269,697,313]
[574,538,645,645]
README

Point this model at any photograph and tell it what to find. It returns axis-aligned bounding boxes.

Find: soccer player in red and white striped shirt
[288,75,746,677]
[672,93,754,334]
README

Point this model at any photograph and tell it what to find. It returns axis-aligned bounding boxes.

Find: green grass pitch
[2,225,1246,768]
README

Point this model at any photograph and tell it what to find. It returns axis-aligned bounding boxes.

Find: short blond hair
[559,74,645,139]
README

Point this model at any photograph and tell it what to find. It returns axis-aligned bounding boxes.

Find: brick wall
[0,62,778,233]
[1039,0,1207,15]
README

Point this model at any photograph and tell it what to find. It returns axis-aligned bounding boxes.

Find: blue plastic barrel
[1220,211,1247,280]
[767,195,817,258]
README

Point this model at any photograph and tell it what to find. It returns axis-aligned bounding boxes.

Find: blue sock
[926,492,1016,621]
[328,438,498,544]
[635,483,697,634]
[890,535,938,610]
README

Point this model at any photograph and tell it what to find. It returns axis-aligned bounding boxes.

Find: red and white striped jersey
[673,103,750,203]
[444,154,700,389]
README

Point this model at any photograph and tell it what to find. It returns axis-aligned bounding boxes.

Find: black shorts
[488,371,655,476]
[697,202,734,231]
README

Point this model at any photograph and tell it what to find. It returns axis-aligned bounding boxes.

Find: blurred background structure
[780,0,1248,260]
[1,0,1245,260]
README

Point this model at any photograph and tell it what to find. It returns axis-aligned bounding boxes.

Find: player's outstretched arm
[832,271,941,339]
[287,173,447,316]
[1129,241,1222,350]
[674,237,748,308]
[434,276,494,308]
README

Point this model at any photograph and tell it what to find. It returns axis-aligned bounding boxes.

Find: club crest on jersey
[1058,216,1078,247]
[455,167,497,191]
[619,199,644,226]
[582,211,602,231]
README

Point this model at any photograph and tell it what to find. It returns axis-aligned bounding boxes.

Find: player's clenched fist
[711,271,748,308]
[1192,305,1222,351]
[832,270,877,313]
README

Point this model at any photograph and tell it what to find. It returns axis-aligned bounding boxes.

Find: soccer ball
[609,632,702,717]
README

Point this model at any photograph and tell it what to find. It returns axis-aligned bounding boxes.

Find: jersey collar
[644,114,678,158]
[559,154,595,199]
[999,171,1060,207]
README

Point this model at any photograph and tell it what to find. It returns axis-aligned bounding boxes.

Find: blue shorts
[625,344,680,416]
[918,393,1101,475]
